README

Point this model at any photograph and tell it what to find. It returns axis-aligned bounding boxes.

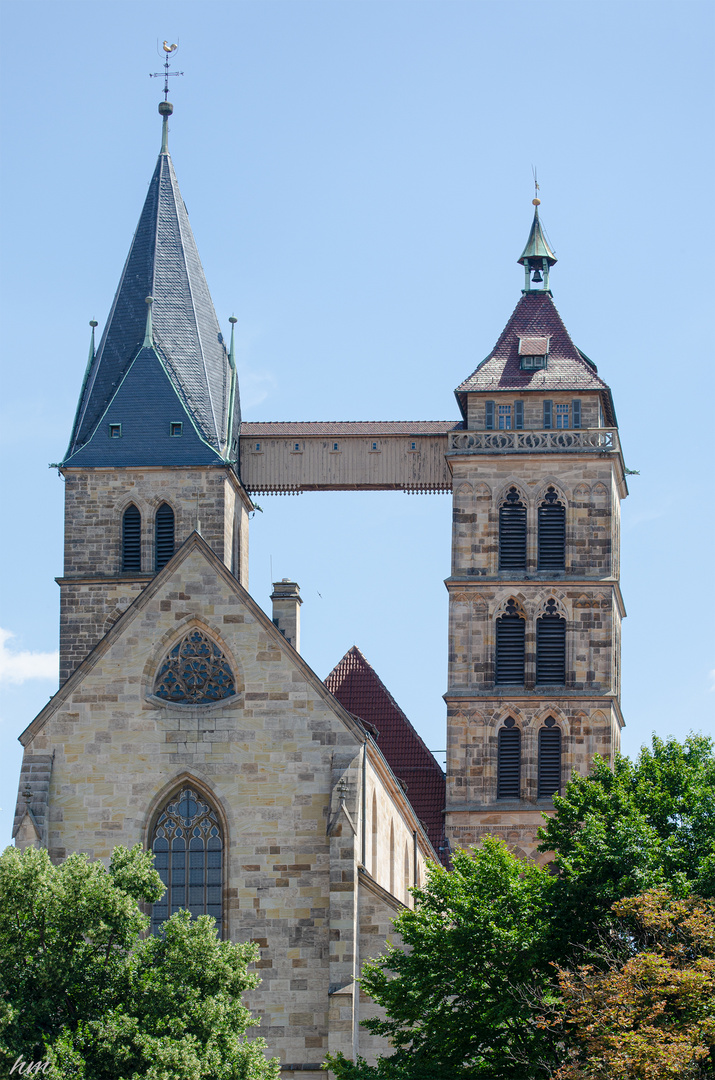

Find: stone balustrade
[448,428,619,454]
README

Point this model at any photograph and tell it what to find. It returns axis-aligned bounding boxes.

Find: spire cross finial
[150,42,183,102]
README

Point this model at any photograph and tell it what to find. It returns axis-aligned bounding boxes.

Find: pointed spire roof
[518,202,557,266]
[65,103,238,464]
[325,646,446,857]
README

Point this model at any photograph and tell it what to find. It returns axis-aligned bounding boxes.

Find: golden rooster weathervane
[150,40,183,101]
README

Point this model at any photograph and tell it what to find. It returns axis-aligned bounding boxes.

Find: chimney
[271,579,302,652]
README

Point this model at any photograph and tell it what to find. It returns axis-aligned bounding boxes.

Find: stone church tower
[444,201,627,860]
[12,92,626,1071]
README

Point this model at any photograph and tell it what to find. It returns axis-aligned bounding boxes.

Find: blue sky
[0,0,713,847]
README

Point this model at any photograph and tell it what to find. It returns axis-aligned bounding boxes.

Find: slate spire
[65,99,239,466]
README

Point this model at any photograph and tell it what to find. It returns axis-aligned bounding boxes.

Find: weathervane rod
[150,41,183,101]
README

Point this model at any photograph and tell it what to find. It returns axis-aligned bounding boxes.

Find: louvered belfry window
[495,599,525,685]
[536,600,566,684]
[122,504,141,572]
[538,719,562,797]
[499,488,527,571]
[538,487,566,571]
[151,787,223,934]
[155,503,175,571]
[497,718,521,799]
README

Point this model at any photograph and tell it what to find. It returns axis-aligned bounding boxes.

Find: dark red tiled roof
[325,646,446,860]
[241,421,461,436]
[456,290,611,396]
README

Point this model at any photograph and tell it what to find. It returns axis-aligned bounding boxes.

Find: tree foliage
[539,735,715,954]
[0,844,279,1079]
[550,890,715,1079]
[326,837,558,1079]
[327,735,715,1079]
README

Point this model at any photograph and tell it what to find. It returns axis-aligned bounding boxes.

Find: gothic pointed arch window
[150,786,223,934]
[536,600,566,685]
[154,629,236,704]
[538,718,562,797]
[497,717,521,799]
[495,599,525,685]
[122,504,141,572]
[499,487,526,571]
[538,487,565,571]
[155,503,175,571]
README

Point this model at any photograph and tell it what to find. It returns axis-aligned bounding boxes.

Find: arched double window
[150,786,223,934]
[538,487,565,571]
[122,504,141,572]
[495,599,525,685]
[499,487,527,571]
[497,718,520,799]
[155,503,175,571]
[154,629,236,704]
[538,719,562,797]
[536,600,566,685]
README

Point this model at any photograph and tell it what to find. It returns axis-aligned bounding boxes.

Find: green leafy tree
[0,844,279,1079]
[540,735,715,954]
[549,889,715,1079]
[326,837,558,1080]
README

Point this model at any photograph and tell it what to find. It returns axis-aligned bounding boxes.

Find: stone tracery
[154,629,235,703]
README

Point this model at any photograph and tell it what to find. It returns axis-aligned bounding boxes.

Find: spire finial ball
[229,316,238,325]
[532,198,541,206]
[145,296,153,305]
[89,319,98,328]
[159,101,173,117]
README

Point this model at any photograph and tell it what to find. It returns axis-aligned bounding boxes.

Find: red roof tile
[456,291,611,397]
[325,647,446,860]
[241,421,461,437]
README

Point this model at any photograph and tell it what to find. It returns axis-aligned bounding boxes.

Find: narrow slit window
[536,600,566,685]
[155,503,175,571]
[495,599,525,685]
[122,504,141,573]
[497,720,521,799]
[538,488,566,571]
[499,488,527,571]
[538,720,562,797]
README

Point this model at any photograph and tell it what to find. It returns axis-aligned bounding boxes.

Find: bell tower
[444,199,628,860]
[56,94,252,685]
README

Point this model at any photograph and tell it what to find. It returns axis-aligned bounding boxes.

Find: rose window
[154,629,235,703]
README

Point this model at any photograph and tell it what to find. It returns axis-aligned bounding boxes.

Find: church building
[13,92,627,1073]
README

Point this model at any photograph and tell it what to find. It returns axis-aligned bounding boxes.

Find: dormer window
[109,423,122,438]
[170,422,183,437]
[518,336,550,371]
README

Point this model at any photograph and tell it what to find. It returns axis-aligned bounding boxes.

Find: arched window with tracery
[499,487,526,571]
[154,629,236,704]
[495,599,525,685]
[538,718,562,797]
[150,786,223,934]
[497,718,521,799]
[155,502,175,571]
[122,504,141,572]
[538,487,565,571]
[536,600,566,685]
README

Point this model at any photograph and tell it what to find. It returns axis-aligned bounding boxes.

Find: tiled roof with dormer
[325,646,446,858]
[455,290,611,403]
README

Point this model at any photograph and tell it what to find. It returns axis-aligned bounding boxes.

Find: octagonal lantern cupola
[518,199,557,293]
